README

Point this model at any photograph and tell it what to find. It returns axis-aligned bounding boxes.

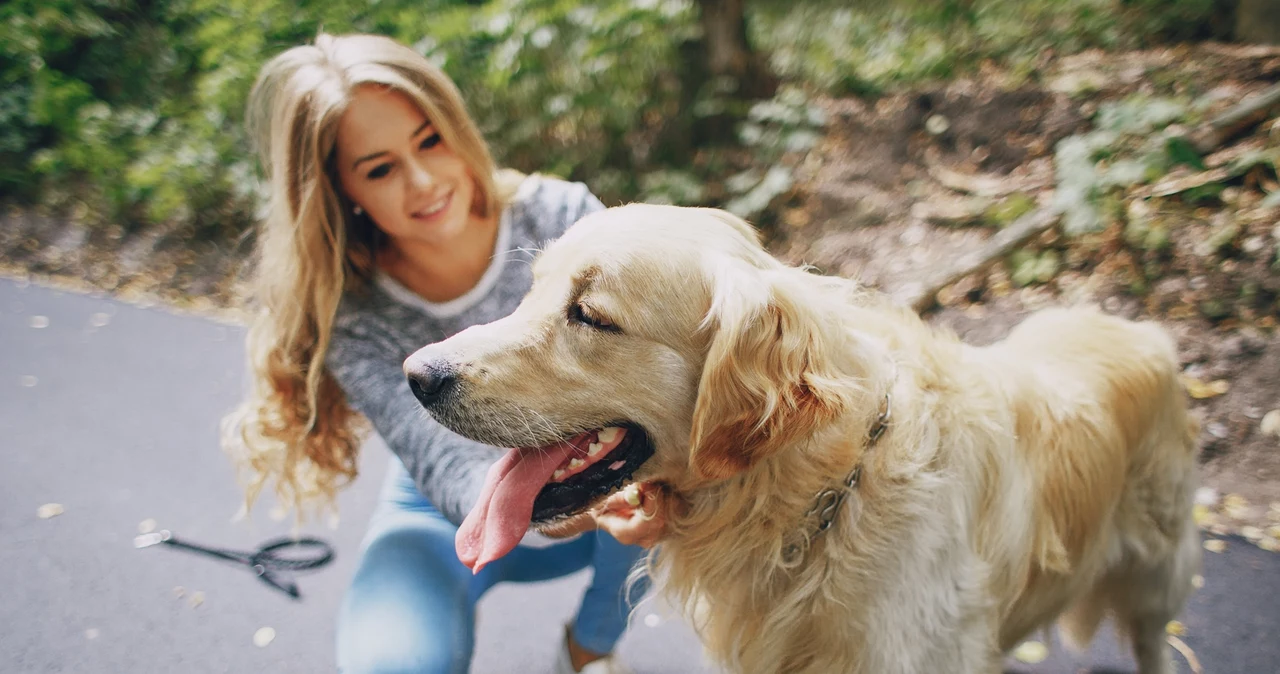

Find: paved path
[1,276,1275,673]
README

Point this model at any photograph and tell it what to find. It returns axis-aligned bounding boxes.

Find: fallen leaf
[1166,620,1187,636]
[1193,504,1215,527]
[1204,539,1227,553]
[189,591,205,608]
[1140,167,1231,198]
[1182,376,1229,399]
[1013,641,1048,664]
[138,519,157,534]
[1241,526,1264,541]
[1224,493,1251,519]
[1191,574,1205,589]
[253,626,276,648]
[1168,635,1203,674]
[37,503,64,519]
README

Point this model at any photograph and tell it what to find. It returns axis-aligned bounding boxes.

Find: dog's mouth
[531,423,654,523]
[455,423,654,572]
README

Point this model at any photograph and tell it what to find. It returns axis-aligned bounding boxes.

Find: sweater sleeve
[326,321,502,527]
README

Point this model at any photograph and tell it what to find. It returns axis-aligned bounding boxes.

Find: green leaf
[1165,136,1206,171]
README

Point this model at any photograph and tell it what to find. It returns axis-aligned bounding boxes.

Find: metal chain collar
[786,390,892,559]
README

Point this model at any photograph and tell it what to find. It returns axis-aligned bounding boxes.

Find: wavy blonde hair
[222,32,518,518]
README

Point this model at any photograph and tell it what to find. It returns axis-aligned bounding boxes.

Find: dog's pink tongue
[456,440,578,573]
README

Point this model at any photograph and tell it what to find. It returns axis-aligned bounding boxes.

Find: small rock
[925,114,950,135]
[1243,236,1267,254]
[253,627,276,648]
[1013,641,1048,664]
[1194,487,1220,507]
[37,503,64,519]
[1261,410,1280,437]
[1204,539,1227,553]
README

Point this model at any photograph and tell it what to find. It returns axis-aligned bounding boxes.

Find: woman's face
[334,85,480,250]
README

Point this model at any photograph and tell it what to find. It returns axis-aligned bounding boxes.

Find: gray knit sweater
[326,175,604,527]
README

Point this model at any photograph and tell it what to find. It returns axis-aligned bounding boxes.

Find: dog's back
[984,307,1200,668]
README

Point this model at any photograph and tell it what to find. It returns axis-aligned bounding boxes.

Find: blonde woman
[224,32,650,674]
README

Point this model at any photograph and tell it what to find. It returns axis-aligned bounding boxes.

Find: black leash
[135,529,334,599]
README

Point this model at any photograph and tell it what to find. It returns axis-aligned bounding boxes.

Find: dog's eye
[569,302,618,332]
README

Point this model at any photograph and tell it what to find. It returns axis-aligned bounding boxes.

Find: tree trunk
[696,0,776,100]
[1236,0,1280,44]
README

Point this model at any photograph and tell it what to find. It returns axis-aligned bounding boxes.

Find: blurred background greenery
[0,0,1261,238]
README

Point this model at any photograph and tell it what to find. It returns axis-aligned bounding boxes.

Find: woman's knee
[337,522,473,674]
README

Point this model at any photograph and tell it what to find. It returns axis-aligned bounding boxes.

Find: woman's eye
[366,163,392,180]
[420,133,442,150]
[570,302,618,332]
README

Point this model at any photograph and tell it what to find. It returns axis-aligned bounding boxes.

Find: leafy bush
[0,0,1234,238]
[1,0,697,235]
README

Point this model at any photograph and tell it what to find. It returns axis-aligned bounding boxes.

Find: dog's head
[404,205,864,548]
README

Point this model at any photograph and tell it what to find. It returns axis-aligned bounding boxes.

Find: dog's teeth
[568,458,585,470]
[609,460,626,471]
[598,427,622,443]
[588,442,603,456]
[553,469,565,480]
[623,483,642,506]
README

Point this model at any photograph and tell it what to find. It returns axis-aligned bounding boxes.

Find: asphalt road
[2,275,1275,674]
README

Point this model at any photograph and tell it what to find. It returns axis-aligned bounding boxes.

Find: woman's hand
[590,482,671,548]
[535,482,673,548]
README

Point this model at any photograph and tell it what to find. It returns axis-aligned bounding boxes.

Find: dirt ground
[2,42,1278,540]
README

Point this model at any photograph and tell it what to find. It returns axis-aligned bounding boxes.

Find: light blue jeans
[336,460,650,674]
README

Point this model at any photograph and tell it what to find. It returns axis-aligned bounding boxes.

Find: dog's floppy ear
[688,263,852,481]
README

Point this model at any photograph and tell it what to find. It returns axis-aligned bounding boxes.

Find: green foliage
[1,0,696,233]
[1052,95,1203,235]
[753,0,1222,96]
[1,0,1237,236]
[723,86,826,219]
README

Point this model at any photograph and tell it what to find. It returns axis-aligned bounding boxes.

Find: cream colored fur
[409,204,1201,674]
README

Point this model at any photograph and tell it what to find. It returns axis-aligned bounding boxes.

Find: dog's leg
[1113,514,1200,674]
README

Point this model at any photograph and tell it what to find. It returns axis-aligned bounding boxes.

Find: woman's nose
[406,158,436,190]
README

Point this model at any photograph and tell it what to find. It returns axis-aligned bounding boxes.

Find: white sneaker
[552,626,632,674]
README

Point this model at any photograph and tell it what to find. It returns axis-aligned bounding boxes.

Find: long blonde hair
[222,32,511,518]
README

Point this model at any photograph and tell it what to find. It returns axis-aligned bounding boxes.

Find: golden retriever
[403,204,1201,674]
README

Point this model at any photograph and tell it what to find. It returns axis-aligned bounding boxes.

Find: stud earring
[353,205,364,216]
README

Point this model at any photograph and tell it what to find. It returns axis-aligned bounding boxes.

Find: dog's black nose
[405,360,458,408]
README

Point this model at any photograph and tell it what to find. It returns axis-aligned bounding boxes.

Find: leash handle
[135,530,335,600]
